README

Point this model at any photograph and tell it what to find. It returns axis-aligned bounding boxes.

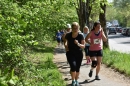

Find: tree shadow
[54,47,66,54]
[108,34,129,39]
[118,41,130,44]
[55,62,70,69]
[31,44,54,53]
[79,79,95,84]
[66,79,95,86]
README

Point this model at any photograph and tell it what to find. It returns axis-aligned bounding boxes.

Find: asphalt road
[108,33,130,46]
[108,33,130,53]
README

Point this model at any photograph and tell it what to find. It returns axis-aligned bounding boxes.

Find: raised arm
[101,29,107,42]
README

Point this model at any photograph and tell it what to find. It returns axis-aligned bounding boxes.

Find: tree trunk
[78,0,85,32]
[86,0,92,28]
[99,3,109,49]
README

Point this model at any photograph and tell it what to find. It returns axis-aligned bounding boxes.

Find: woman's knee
[97,62,101,67]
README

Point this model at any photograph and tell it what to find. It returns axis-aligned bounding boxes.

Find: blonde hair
[71,22,80,29]
[83,26,89,32]
[84,26,88,29]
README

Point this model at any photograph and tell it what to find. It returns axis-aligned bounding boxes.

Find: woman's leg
[85,46,90,64]
[90,57,97,69]
[96,57,102,76]
[67,59,76,81]
[95,50,103,80]
[66,51,76,81]
[75,51,83,80]
[75,72,79,80]
[71,71,76,80]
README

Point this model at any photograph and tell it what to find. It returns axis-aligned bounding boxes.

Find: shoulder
[66,32,71,35]
[65,32,71,38]
[89,31,93,35]
[78,32,84,36]
[78,32,84,39]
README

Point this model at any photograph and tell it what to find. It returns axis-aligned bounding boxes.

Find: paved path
[53,45,130,86]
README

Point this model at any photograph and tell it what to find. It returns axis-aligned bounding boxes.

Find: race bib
[94,39,100,44]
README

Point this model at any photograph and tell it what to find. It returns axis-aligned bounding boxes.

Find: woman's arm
[101,30,107,42]
[75,39,85,49]
[74,34,85,49]
[85,32,91,45]
[63,34,69,51]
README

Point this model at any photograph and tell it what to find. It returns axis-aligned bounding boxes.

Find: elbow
[103,39,107,42]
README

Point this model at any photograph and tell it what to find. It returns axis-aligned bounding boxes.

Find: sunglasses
[72,28,78,29]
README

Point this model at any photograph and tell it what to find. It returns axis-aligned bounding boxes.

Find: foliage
[106,0,130,27]
[0,0,77,84]
[15,42,66,86]
[103,49,130,76]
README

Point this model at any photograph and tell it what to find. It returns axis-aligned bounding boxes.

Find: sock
[90,69,93,71]
[72,80,75,82]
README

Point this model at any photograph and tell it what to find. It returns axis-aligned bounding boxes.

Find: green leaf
[8,79,15,85]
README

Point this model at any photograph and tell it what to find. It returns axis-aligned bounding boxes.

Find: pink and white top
[89,31,103,51]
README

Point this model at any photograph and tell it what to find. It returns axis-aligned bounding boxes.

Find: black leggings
[66,51,83,72]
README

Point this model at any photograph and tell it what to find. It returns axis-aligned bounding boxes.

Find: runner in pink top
[89,29,103,51]
[85,21,107,80]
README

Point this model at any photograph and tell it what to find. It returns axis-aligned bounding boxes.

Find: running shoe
[86,59,91,65]
[89,70,93,77]
[75,80,79,86]
[71,80,75,86]
[95,75,101,80]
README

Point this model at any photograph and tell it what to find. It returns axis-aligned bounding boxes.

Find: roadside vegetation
[0,0,74,85]
[0,40,67,86]
[16,41,66,86]
[103,49,130,76]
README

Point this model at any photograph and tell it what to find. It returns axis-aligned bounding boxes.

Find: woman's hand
[65,45,69,51]
[74,40,79,45]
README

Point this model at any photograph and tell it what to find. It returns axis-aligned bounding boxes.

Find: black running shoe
[89,70,93,77]
[95,75,101,80]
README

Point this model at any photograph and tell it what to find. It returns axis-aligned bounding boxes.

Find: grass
[103,48,130,76]
[16,41,66,86]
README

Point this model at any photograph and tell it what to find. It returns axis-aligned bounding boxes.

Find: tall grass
[103,49,130,76]
[16,42,66,86]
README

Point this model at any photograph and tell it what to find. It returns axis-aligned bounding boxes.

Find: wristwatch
[77,43,80,46]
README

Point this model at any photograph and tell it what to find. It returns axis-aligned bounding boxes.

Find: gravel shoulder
[53,46,130,86]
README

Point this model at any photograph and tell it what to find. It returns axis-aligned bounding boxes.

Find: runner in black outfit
[64,22,85,86]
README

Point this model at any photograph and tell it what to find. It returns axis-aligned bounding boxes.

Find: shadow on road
[108,35,129,39]
[54,47,66,54]
[79,79,95,84]
[66,79,96,86]
[118,41,130,44]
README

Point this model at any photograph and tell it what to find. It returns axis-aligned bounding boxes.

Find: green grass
[16,41,66,86]
[103,49,130,76]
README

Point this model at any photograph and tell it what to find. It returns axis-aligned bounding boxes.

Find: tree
[75,0,109,48]
[111,0,130,27]
[99,2,109,48]
[75,0,95,31]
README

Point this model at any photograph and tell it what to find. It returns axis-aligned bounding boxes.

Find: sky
[107,0,113,3]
